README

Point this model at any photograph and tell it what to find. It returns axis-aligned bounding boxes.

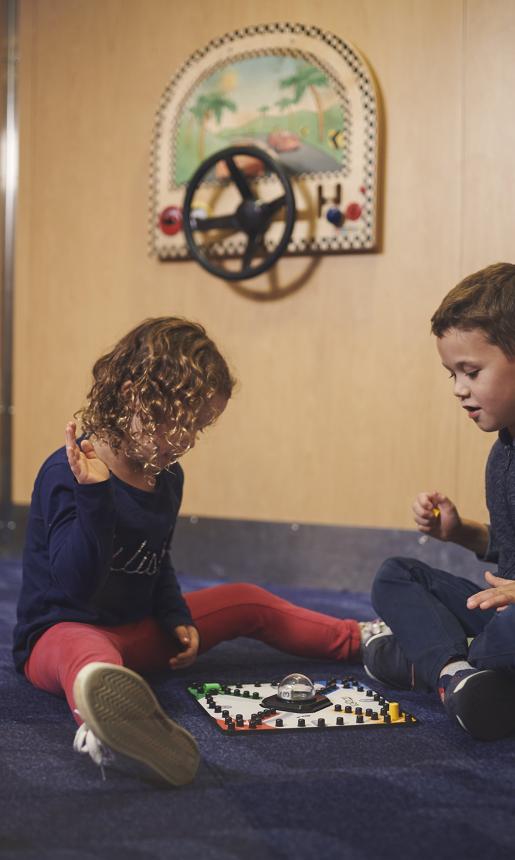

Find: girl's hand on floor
[169,625,199,670]
[65,421,110,484]
[412,491,460,541]
[467,571,515,611]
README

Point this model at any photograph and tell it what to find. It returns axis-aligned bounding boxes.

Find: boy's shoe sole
[444,669,515,741]
[73,662,200,786]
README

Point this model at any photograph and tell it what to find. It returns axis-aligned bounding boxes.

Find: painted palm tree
[274,97,294,131]
[190,92,237,161]
[279,65,329,141]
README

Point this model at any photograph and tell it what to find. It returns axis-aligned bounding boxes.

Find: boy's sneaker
[439,668,515,741]
[73,662,200,786]
[363,631,417,690]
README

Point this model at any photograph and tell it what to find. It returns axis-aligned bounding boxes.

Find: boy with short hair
[364,262,515,740]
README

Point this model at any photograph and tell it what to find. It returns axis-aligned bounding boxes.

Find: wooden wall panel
[12,0,512,530]
[452,0,515,525]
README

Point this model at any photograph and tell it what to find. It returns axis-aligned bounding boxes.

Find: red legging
[24,583,361,723]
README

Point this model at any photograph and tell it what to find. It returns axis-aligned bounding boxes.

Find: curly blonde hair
[78,317,235,473]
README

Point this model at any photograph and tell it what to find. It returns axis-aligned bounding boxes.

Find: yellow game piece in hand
[432,507,440,518]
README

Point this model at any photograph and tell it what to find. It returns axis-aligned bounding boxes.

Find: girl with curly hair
[14,317,383,787]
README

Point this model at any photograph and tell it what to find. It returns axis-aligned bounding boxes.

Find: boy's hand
[65,421,110,484]
[412,491,460,541]
[467,571,515,611]
[169,625,199,670]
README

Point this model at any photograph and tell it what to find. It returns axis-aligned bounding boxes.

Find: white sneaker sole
[73,662,200,786]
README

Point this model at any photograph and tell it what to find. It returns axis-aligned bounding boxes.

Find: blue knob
[326,206,344,227]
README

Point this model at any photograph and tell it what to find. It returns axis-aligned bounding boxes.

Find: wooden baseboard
[2,507,489,589]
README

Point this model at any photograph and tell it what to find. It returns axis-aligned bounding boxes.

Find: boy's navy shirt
[482,428,515,577]
[13,444,193,672]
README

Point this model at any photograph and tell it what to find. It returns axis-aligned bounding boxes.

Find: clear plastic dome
[277,673,316,702]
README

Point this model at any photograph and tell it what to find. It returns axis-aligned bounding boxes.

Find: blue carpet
[2,559,515,859]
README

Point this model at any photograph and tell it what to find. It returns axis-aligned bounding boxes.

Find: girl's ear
[120,380,132,397]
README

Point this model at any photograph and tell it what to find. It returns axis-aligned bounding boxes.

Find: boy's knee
[374,556,414,584]
[371,557,415,610]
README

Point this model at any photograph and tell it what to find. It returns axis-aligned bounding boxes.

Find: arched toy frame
[150,22,381,270]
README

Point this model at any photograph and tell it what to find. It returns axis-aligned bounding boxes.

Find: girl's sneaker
[358,619,391,648]
[73,662,200,786]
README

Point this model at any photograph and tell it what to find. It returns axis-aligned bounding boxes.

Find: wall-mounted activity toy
[151,23,381,280]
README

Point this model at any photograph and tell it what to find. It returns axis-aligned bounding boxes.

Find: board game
[187,675,418,734]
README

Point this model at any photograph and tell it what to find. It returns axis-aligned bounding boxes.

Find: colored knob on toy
[326,206,344,227]
[345,202,362,221]
[158,205,183,236]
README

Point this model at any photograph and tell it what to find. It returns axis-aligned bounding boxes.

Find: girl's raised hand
[65,421,110,484]
[412,491,460,542]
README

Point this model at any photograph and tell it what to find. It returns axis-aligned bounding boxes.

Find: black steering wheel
[182,145,296,281]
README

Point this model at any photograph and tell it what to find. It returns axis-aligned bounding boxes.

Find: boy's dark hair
[78,317,235,473]
[431,263,515,356]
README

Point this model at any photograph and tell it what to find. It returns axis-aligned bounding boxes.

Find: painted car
[267,130,301,152]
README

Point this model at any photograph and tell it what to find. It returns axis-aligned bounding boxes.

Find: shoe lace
[73,715,114,781]
[72,712,158,785]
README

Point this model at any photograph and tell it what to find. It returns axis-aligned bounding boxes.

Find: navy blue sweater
[13,445,193,672]
[483,428,515,577]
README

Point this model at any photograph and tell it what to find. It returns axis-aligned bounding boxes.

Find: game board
[187,676,418,734]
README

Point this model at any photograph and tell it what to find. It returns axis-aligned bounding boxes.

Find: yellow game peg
[388,702,400,721]
[432,507,440,518]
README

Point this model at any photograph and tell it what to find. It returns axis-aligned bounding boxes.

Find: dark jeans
[371,557,515,691]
